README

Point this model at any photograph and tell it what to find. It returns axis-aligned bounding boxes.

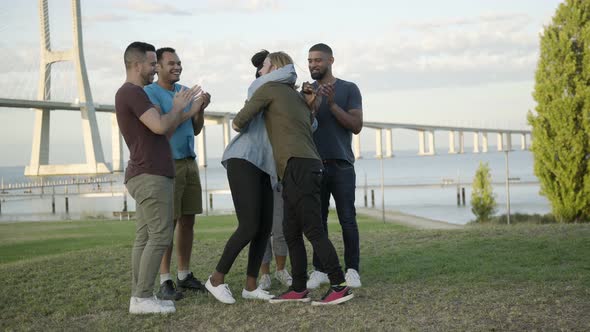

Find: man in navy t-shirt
[306,43,364,290]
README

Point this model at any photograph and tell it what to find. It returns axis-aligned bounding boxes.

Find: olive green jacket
[233,82,320,178]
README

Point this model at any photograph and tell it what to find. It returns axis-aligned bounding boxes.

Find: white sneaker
[242,287,274,300]
[156,296,175,307]
[274,269,293,287]
[306,270,329,289]
[259,273,271,290]
[345,269,362,288]
[130,296,175,307]
[205,276,236,304]
[129,296,176,314]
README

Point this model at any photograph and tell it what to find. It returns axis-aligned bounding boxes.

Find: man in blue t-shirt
[144,47,211,301]
[306,43,364,290]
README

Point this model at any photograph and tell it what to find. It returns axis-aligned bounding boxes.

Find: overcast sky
[0,0,563,167]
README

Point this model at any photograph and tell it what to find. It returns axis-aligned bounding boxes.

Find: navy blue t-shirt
[312,79,362,164]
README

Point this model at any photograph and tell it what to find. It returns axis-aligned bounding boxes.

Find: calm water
[0,150,550,224]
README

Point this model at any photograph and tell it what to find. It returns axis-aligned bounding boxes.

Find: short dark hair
[156,47,176,62]
[309,43,333,56]
[124,41,156,69]
[251,49,269,78]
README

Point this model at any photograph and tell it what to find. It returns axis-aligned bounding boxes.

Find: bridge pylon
[26,0,114,176]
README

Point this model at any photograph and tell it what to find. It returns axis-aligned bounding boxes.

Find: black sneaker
[177,272,206,293]
[157,280,184,301]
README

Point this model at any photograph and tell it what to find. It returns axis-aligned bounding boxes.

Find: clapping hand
[200,92,211,110]
[173,84,203,112]
[302,82,321,114]
[317,82,335,106]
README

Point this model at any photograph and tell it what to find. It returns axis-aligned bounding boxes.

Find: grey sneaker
[274,269,293,287]
[345,269,362,288]
[242,287,274,300]
[259,273,271,290]
[306,270,329,289]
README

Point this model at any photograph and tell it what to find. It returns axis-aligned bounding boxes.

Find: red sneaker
[311,286,353,305]
[268,288,311,303]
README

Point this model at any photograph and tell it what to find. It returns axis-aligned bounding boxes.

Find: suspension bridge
[0,0,532,178]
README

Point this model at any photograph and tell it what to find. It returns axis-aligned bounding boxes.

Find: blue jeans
[313,159,360,272]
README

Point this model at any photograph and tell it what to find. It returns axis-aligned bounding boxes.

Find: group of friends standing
[115,41,363,314]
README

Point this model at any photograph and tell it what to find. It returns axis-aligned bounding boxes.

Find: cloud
[328,12,541,92]
[397,12,532,32]
[0,3,557,167]
[84,14,130,24]
[115,0,191,16]
[203,0,282,12]
[112,0,282,16]
[0,9,544,108]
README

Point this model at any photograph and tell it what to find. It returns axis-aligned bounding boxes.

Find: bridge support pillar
[222,115,231,148]
[482,133,488,153]
[111,113,123,172]
[473,132,480,153]
[29,106,51,176]
[428,130,435,155]
[459,131,464,154]
[375,129,383,158]
[419,130,435,155]
[353,134,361,159]
[197,126,207,167]
[385,129,393,157]
[448,131,456,154]
[521,133,527,150]
[418,130,426,155]
[497,133,504,151]
[26,0,109,176]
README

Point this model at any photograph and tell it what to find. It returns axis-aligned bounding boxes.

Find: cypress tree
[528,0,590,222]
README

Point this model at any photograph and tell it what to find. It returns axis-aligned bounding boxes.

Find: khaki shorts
[174,158,203,219]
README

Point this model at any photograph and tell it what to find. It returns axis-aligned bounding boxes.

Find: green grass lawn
[0,215,589,331]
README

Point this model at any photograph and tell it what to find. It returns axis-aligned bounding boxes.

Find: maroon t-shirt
[115,82,175,182]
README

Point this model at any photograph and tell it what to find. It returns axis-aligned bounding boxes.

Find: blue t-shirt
[144,83,196,160]
[313,79,362,164]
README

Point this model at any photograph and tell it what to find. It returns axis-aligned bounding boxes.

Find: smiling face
[157,51,182,84]
[308,50,333,80]
[139,51,157,85]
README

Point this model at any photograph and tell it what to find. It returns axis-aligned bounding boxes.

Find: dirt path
[357,207,464,229]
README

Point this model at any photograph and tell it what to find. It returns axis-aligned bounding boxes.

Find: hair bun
[251,49,270,68]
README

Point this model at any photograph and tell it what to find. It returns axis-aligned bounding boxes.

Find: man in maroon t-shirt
[115,41,203,314]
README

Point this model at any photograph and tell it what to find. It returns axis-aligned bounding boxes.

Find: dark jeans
[215,159,273,278]
[313,159,360,272]
[282,157,344,291]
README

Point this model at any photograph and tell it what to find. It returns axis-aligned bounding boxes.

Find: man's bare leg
[176,214,195,271]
